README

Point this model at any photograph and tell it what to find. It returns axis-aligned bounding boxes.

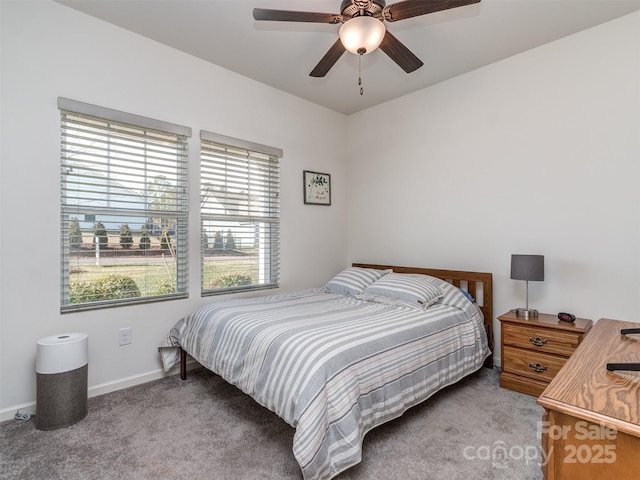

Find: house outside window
[200,131,281,295]
[59,98,190,311]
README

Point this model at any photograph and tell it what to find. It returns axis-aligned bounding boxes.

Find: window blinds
[200,131,281,295]
[59,98,190,311]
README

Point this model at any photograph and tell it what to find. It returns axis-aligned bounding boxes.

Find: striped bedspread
[159,279,490,480]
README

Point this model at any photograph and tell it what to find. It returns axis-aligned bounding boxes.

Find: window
[59,98,191,311]
[200,131,281,295]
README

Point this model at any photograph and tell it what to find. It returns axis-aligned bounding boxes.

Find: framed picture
[303,170,331,206]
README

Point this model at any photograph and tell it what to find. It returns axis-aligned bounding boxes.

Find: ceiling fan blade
[253,8,342,24]
[383,0,480,22]
[379,31,424,73]
[310,39,347,77]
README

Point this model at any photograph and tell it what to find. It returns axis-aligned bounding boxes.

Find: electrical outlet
[119,327,132,346]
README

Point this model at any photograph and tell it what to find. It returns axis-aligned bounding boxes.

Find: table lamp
[510,254,544,318]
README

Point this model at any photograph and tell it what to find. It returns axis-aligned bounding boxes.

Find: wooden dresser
[538,318,640,480]
[498,311,592,397]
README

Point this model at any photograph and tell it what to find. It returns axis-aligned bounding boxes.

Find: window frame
[200,130,282,296]
[59,97,191,312]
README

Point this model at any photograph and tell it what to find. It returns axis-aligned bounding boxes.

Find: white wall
[346,12,640,365]
[2,2,639,418]
[0,1,348,418]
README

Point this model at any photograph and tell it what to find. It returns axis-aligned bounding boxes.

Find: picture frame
[303,170,331,206]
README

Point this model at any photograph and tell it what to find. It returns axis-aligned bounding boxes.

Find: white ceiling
[57,0,640,115]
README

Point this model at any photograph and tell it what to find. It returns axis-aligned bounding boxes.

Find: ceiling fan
[253,0,481,78]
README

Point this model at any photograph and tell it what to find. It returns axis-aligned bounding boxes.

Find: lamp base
[515,308,538,319]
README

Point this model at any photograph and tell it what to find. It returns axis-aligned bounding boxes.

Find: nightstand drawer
[502,346,567,383]
[502,323,582,357]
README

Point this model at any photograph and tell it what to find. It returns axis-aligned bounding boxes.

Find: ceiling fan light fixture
[339,16,386,55]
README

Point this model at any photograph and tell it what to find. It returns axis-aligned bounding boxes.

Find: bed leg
[483,354,494,369]
[483,322,494,369]
[180,348,187,380]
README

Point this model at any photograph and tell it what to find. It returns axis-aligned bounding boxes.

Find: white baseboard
[88,367,168,398]
[1,359,199,423]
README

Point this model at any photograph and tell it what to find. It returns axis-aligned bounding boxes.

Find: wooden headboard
[352,263,494,368]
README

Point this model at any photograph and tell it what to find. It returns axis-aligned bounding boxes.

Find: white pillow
[361,273,443,308]
[324,267,391,296]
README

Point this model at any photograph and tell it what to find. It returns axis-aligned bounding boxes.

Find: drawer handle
[529,335,548,347]
[529,362,548,373]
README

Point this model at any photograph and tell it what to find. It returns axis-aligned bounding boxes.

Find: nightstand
[498,310,592,397]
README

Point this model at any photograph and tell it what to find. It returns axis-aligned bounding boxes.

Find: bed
[159,263,493,480]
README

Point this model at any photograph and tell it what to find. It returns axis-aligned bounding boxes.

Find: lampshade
[510,255,544,281]
[339,16,386,55]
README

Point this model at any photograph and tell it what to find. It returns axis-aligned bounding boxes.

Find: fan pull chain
[358,54,363,95]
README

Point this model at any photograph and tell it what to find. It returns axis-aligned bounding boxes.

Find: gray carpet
[1,367,544,480]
